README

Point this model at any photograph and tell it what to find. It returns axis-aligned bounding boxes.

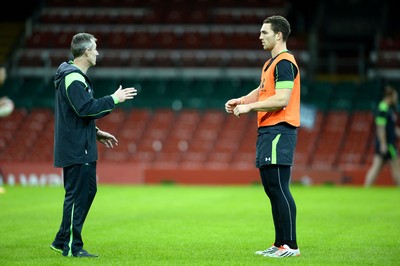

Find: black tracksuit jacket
[53,61,115,168]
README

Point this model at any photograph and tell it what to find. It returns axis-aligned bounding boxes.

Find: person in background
[0,65,13,194]
[50,32,137,258]
[0,65,6,86]
[0,65,14,117]
[364,85,400,187]
[225,15,300,258]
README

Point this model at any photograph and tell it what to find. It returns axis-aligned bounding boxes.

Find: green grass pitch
[0,184,399,265]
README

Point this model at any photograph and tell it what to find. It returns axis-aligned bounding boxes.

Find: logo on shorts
[265,157,271,162]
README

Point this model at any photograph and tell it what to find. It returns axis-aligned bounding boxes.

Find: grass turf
[0,184,399,265]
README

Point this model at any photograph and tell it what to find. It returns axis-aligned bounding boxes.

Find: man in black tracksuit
[50,33,136,258]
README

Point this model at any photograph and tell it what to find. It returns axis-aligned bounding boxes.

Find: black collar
[263,50,290,72]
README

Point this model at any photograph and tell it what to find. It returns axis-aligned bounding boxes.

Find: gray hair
[70,33,97,58]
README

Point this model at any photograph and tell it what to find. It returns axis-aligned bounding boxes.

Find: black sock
[284,240,298,249]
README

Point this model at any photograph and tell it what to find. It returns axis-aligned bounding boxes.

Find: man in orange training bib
[225,15,300,258]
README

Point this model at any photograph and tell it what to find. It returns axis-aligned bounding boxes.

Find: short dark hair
[263,15,291,41]
[70,33,97,58]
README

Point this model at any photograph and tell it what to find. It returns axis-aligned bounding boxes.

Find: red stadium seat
[310,111,349,169]
[337,111,373,169]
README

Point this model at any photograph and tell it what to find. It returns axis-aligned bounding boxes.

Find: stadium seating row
[16,49,277,68]
[0,107,376,171]
[45,0,289,9]
[38,6,287,25]
[16,48,309,72]
[24,28,307,50]
[16,0,309,71]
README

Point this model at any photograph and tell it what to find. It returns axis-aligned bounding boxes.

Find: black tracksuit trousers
[52,162,97,256]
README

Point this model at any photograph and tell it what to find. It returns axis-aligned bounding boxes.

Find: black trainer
[74,249,99,258]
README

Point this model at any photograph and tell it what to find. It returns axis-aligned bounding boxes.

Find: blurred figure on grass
[0,65,14,194]
[364,84,400,187]
[0,65,14,118]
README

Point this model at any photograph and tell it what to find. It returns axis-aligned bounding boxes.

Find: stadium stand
[0,0,398,185]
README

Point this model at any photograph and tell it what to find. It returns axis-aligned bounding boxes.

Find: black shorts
[256,123,297,168]
[374,139,398,160]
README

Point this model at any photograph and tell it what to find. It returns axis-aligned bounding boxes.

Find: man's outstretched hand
[112,86,137,103]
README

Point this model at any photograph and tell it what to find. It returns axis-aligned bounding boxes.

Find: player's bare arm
[225,87,259,113]
[233,88,291,117]
[376,125,387,154]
